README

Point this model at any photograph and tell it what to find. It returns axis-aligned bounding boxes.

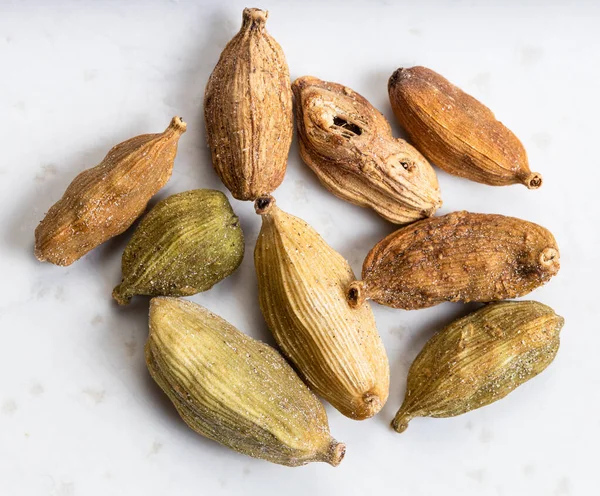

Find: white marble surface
[1,1,598,494]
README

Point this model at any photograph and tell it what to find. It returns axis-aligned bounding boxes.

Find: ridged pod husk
[35,117,186,266]
[112,190,244,305]
[388,66,542,189]
[392,301,564,433]
[293,76,442,224]
[254,195,389,420]
[204,8,293,200]
[348,211,560,310]
[147,297,346,467]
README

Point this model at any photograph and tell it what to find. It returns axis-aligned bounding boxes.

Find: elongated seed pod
[388,66,542,189]
[35,117,186,266]
[293,76,442,224]
[147,297,346,467]
[204,8,293,200]
[113,190,244,305]
[392,301,564,433]
[348,211,559,310]
[254,196,390,420]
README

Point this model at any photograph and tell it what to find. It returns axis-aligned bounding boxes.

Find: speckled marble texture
[0,1,598,495]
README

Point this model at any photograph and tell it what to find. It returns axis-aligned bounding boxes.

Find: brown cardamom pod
[204,8,293,201]
[254,195,390,420]
[388,66,542,189]
[348,211,559,310]
[392,301,564,433]
[293,76,442,224]
[35,117,186,266]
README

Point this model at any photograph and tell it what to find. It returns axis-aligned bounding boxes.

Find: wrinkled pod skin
[293,76,442,224]
[204,8,293,200]
[392,301,564,433]
[35,117,186,266]
[113,189,244,305]
[147,297,346,467]
[348,211,560,310]
[388,66,542,189]
[254,195,390,420]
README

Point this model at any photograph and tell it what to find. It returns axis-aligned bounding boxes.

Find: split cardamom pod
[147,297,346,467]
[293,76,442,224]
[392,300,564,433]
[35,117,186,266]
[112,189,244,305]
[204,8,293,201]
[254,195,390,420]
[348,211,559,310]
[388,66,542,189]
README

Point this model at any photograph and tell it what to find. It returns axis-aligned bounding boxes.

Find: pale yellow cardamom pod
[254,195,390,420]
[147,297,345,467]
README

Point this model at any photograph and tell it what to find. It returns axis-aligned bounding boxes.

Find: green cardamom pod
[113,189,244,305]
[392,301,564,433]
[147,297,346,467]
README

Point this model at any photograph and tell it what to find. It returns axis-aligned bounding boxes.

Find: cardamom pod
[254,195,389,420]
[34,117,186,266]
[293,76,442,224]
[112,189,244,305]
[388,66,542,189]
[348,211,559,310]
[392,301,564,433]
[147,297,346,467]
[204,8,293,201]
